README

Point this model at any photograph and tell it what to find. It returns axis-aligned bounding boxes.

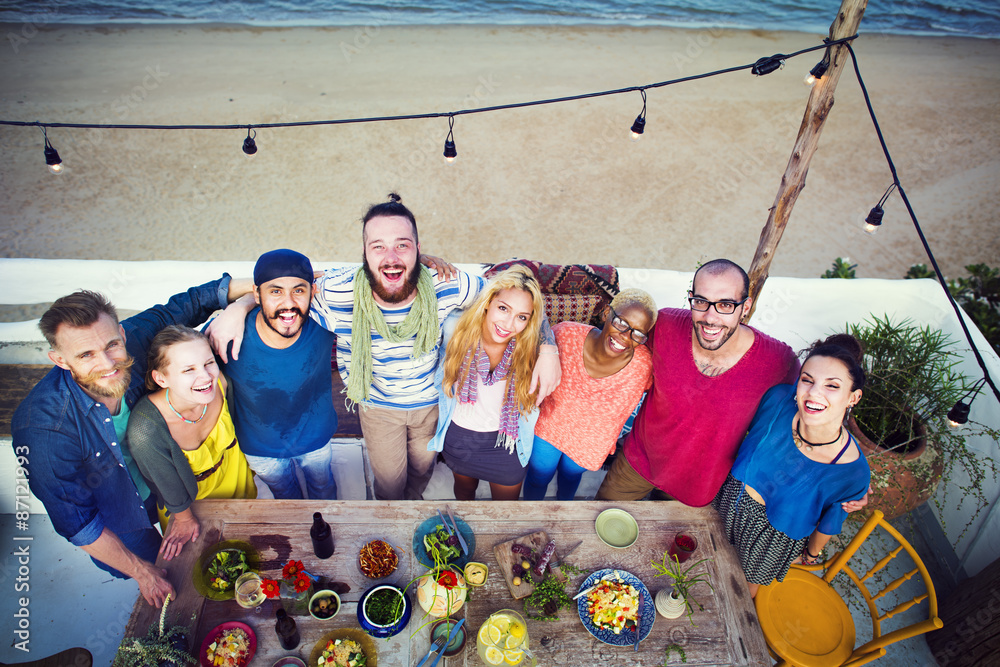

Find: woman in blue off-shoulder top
[712,334,871,598]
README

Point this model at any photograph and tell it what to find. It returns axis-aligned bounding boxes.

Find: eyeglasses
[608,308,648,344]
[687,295,748,315]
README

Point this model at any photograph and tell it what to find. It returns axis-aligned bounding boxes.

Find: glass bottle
[274,608,300,650]
[311,511,335,559]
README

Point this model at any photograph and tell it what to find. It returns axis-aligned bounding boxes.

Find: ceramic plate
[199,621,256,667]
[192,540,261,601]
[595,508,639,548]
[413,514,476,569]
[309,628,379,667]
[576,569,655,647]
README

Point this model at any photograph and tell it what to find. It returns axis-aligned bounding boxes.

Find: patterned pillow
[485,259,619,327]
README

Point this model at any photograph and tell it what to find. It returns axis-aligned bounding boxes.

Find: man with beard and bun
[220,249,339,500]
[12,275,246,607]
[596,259,801,506]
[310,194,561,500]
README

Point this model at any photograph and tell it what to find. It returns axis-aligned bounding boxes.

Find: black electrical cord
[0,36,858,133]
[845,42,1000,405]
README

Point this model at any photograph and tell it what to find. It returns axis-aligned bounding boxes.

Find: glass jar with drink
[477,609,535,666]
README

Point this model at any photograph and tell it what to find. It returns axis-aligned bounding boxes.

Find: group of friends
[13,194,870,609]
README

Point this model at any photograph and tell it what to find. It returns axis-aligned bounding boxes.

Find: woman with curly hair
[428,266,545,500]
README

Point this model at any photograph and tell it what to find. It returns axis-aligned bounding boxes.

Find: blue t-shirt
[223,308,338,459]
[731,384,870,539]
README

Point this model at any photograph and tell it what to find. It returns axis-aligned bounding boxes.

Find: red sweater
[622,308,799,506]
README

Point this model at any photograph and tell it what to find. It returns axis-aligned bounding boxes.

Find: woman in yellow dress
[128,325,256,560]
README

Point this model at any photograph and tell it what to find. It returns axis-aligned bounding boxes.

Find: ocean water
[0,0,998,38]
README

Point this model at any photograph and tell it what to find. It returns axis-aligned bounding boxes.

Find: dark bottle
[311,511,335,559]
[274,609,300,650]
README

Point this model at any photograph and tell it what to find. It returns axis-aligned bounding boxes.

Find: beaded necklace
[165,388,208,424]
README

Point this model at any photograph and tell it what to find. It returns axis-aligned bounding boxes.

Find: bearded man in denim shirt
[12,275,249,607]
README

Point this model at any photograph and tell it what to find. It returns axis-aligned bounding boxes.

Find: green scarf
[346,265,440,406]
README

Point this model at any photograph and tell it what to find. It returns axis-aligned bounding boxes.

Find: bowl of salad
[412,515,476,569]
[200,621,256,667]
[309,628,377,667]
[576,568,655,647]
[193,540,261,601]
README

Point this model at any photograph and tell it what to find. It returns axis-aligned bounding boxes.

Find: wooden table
[124,500,769,666]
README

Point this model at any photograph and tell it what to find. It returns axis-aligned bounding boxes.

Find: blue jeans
[245,444,338,500]
[523,435,588,501]
[92,527,163,579]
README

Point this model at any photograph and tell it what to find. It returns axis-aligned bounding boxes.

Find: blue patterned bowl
[358,584,412,639]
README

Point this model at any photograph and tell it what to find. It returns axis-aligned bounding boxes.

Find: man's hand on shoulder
[420,254,457,281]
[206,293,255,362]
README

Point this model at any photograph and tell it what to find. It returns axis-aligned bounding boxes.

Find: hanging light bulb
[804,59,829,86]
[947,401,970,428]
[629,89,647,142]
[242,127,257,158]
[41,128,63,175]
[947,378,985,428]
[863,206,884,235]
[443,116,457,164]
[863,183,897,236]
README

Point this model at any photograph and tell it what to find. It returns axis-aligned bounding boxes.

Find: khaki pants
[359,404,439,500]
[595,452,657,501]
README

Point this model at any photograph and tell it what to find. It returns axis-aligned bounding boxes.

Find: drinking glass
[668,533,698,564]
[234,571,265,613]
[477,609,533,666]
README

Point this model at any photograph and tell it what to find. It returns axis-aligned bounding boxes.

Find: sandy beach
[0,23,997,280]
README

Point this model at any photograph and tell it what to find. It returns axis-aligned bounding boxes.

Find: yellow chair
[754,510,944,666]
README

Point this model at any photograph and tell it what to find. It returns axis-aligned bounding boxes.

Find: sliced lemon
[505,634,523,649]
[488,624,503,645]
[508,621,526,640]
[484,646,505,665]
[491,615,511,633]
[503,649,524,665]
[478,623,490,643]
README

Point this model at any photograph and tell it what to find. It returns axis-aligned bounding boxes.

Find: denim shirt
[12,275,232,547]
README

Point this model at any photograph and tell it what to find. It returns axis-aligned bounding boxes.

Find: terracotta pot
[847,414,944,520]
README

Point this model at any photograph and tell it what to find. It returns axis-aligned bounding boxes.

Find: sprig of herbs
[521,564,590,621]
[664,643,687,664]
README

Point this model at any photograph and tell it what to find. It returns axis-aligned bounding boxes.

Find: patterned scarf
[346,265,439,406]
[457,339,520,453]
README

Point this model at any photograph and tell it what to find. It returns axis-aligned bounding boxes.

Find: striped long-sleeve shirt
[311,266,485,410]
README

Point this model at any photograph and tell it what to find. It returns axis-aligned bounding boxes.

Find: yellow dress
[158,381,257,528]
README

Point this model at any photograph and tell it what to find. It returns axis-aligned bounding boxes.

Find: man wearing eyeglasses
[596,259,800,506]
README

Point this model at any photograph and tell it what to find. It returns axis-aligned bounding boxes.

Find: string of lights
[1,34,857,169]
[844,41,1000,409]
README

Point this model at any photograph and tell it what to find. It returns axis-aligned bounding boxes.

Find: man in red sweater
[596,259,800,506]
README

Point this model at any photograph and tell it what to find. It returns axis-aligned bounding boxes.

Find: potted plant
[845,315,998,531]
[650,551,714,624]
[112,595,195,667]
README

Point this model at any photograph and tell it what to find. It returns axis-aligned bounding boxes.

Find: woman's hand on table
[159,509,201,561]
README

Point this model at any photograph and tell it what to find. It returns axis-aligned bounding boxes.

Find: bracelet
[802,547,821,561]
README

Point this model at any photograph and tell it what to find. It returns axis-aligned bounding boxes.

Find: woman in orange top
[523,289,656,500]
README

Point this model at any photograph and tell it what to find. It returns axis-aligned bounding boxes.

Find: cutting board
[492,530,564,599]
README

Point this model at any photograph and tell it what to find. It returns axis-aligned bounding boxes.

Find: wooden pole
[744,0,868,322]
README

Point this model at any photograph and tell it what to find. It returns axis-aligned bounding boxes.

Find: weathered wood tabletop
[124,500,769,666]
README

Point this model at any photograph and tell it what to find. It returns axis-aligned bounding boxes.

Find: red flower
[293,571,312,593]
[261,578,281,599]
[282,560,304,580]
[437,570,458,589]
